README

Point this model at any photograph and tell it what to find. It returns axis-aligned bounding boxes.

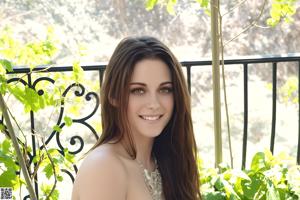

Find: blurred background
[1,0,299,175]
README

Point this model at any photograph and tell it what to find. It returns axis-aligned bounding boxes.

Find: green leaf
[267,18,279,27]
[242,173,265,199]
[231,170,251,181]
[251,152,267,172]
[0,74,8,94]
[196,0,209,8]
[0,168,17,188]
[47,148,59,155]
[8,84,48,112]
[203,191,226,200]
[24,86,41,111]
[32,154,41,164]
[43,163,53,179]
[215,177,225,191]
[146,0,158,11]
[64,116,73,127]
[26,146,32,152]
[49,150,64,164]
[219,163,231,173]
[267,0,298,26]
[0,151,18,171]
[0,59,13,72]
[221,178,241,200]
[41,184,60,200]
[57,175,63,182]
[266,179,280,200]
[1,139,11,154]
[166,0,177,15]
[52,125,62,133]
[0,123,5,131]
[72,61,84,84]
[64,148,75,164]
[7,85,24,102]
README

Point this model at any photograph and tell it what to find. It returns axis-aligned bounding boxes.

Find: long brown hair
[93,36,201,199]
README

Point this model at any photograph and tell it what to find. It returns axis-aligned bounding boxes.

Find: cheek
[127,97,134,113]
[127,96,142,112]
[162,95,174,112]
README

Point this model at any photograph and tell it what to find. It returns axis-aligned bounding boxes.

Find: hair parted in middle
[92,36,201,200]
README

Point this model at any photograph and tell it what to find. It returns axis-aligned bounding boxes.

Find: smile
[139,115,162,121]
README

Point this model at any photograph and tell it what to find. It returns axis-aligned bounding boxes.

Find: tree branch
[0,93,37,200]
[42,137,57,200]
[219,11,234,168]
[222,0,248,17]
[224,0,267,47]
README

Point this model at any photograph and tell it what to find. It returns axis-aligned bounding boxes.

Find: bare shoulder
[71,144,128,200]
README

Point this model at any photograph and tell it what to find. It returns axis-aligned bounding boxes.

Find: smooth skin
[71,58,174,200]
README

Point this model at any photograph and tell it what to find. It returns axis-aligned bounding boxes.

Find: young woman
[71,36,201,200]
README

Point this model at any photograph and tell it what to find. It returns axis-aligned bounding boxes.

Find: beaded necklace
[136,158,163,200]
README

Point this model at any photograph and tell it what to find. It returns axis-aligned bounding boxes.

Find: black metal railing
[3,53,300,199]
[182,54,300,168]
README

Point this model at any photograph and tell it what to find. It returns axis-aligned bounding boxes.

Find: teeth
[141,115,161,121]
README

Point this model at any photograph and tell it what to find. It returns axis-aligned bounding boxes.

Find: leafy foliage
[0,26,82,199]
[72,61,85,84]
[199,150,300,200]
[0,26,89,115]
[0,27,58,69]
[145,0,299,26]
[0,138,75,199]
[279,76,298,104]
[0,26,60,113]
[0,138,21,190]
[146,0,210,15]
[146,0,159,10]
[267,0,299,26]
[267,76,298,105]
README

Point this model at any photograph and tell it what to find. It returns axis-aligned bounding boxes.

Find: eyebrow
[129,81,173,86]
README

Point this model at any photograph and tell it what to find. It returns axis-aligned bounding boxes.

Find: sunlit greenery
[267,0,298,26]
[0,26,79,199]
[199,150,300,200]
[145,0,299,26]
[0,138,75,199]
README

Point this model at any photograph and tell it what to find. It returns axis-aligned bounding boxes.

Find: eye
[130,88,145,95]
[160,87,173,94]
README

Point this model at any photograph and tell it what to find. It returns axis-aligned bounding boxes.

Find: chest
[125,164,164,200]
[126,167,154,200]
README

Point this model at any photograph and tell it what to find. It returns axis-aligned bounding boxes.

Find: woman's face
[127,58,174,140]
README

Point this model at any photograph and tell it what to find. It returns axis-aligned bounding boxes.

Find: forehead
[130,59,172,83]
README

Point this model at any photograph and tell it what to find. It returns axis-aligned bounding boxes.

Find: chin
[142,130,163,138]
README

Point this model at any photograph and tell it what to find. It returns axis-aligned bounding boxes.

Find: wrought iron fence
[3,53,300,199]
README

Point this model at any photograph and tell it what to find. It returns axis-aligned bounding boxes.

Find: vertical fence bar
[297,60,300,165]
[99,68,105,86]
[270,62,277,154]
[186,65,191,94]
[242,63,248,169]
[27,74,39,199]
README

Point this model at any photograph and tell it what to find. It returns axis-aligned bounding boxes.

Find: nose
[147,92,160,110]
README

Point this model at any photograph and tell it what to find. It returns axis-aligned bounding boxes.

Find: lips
[139,115,162,121]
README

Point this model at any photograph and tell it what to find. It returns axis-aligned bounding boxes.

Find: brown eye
[160,87,173,94]
[130,88,145,95]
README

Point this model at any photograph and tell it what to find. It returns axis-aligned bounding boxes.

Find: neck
[135,137,154,169]
[121,134,155,170]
